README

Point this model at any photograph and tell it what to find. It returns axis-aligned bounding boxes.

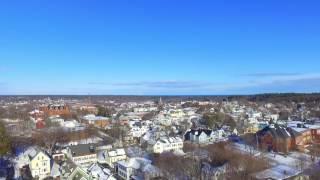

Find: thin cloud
[88,82,109,85]
[113,81,211,89]
[87,75,320,94]
[240,72,302,77]
[229,77,320,94]
[89,80,219,89]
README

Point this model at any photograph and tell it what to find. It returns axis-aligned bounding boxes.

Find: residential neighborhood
[1,94,320,179]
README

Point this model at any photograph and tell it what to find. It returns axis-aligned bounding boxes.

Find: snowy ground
[264,151,313,170]
[227,143,261,157]
[230,142,315,170]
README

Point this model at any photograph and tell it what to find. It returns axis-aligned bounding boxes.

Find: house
[61,120,86,132]
[185,129,214,144]
[184,128,227,144]
[36,120,46,129]
[133,107,158,113]
[129,121,149,138]
[49,115,65,124]
[28,150,51,179]
[104,148,127,168]
[244,123,260,134]
[87,163,116,180]
[151,136,183,154]
[67,144,98,167]
[68,166,91,180]
[82,114,110,128]
[29,109,44,122]
[116,157,159,180]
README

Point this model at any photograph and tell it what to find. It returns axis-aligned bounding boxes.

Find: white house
[104,148,127,168]
[129,124,149,138]
[116,157,159,180]
[87,163,117,180]
[151,136,183,154]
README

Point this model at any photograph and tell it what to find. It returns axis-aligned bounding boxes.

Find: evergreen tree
[0,122,11,155]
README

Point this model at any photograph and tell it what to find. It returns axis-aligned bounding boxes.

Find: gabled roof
[28,150,50,162]
[190,129,213,137]
[257,124,292,139]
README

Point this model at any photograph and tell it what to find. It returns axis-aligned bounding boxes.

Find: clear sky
[1,0,320,95]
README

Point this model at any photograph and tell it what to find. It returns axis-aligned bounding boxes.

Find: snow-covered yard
[230,142,316,171]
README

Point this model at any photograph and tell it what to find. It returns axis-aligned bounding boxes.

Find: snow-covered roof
[117,157,151,170]
[157,136,183,145]
[286,121,320,133]
[87,163,113,179]
[83,114,109,121]
[107,148,126,157]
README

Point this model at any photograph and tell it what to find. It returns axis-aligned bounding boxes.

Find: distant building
[287,121,320,151]
[82,114,110,128]
[29,109,44,121]
[80,105,98,114]
[40,104,70,116]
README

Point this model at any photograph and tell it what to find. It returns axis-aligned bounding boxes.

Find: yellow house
[29,151,51,179]
[244,124,259,134]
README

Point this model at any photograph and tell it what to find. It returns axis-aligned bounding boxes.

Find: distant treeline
[228,93,320,103]
[1,93,320,103]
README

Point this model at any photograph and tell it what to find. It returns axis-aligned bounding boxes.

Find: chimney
[89,145,95,153]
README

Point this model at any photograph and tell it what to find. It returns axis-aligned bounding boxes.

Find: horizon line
[0,92,319,97]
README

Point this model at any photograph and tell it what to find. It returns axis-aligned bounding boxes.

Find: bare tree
[32,128,70,155]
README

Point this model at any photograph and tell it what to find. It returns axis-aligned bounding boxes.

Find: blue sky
[1,0,320,95]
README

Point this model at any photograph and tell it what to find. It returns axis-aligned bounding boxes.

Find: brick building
[257,122,320,154]
[40,104,70,116]
[257,124,294,154]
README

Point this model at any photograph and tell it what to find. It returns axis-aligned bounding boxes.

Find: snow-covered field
[230,142,315,170]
